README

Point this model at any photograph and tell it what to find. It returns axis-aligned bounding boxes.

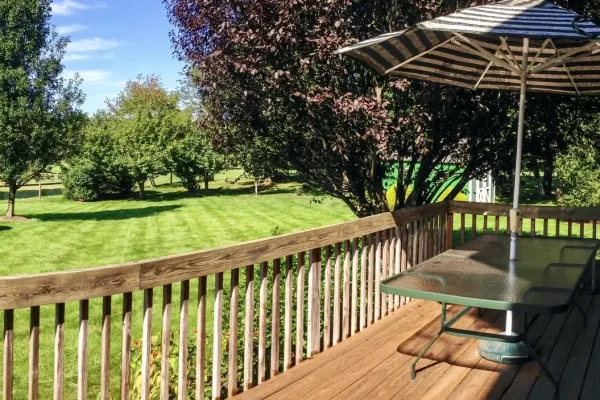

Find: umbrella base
[478,334,531,364]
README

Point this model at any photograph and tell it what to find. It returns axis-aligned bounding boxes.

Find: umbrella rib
[549,39,580,96]
[475,42,504,90]
[385,37,455,74]
[451,32,521,75]
[500,37,521,71]
[527,39,551,73]
[530,40,599,74]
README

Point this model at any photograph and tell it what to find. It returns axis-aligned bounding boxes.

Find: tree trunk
[204,173,209,190]
[149,175,156,188]
[6,184,16,218]
[254,178,260,196]
[138,181,145,200]
[543,164,553,198]
[170,172,173,184]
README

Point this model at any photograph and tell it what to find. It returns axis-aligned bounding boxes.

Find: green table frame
[381,236,599,394]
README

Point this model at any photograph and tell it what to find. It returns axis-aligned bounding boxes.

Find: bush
[63,115,136,201]
[62,161,103,201]
[555,142,600,207]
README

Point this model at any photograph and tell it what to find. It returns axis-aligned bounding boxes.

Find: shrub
[63,115,135,201]
[62,161,103,201]
[555,141,600,207]
[130,332,197,399]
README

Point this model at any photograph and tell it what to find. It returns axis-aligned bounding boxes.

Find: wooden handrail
[448,200,600,220]
[0,201,448,310]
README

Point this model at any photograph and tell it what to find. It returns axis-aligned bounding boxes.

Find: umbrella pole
[506,37,529,335]
[479,38,532,365]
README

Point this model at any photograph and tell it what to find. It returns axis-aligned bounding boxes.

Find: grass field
[0,173,594,398]
[0,172,356,398]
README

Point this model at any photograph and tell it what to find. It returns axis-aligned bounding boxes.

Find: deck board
[234,294,600,400]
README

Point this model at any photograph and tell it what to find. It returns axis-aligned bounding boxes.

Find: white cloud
[52,1,106,16]
[57,24,87,35]
[64,53,92,61]
[68,37,125,53]
[64,52,116,62]
[63,69,126,87]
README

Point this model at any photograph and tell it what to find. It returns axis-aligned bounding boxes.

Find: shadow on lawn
[25,204,182,222]
[0,226,11,232]
[143,185,296,202]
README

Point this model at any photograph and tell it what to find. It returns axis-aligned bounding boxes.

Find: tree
[62,113,135,201]
[0,0,85,217]
[166,0,523,216]
[169,112,225,192]
[107,76,180,199]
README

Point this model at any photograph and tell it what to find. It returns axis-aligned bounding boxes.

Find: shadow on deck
[236,295,600,400]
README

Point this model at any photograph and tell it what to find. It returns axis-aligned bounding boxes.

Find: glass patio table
[381,234,599,389]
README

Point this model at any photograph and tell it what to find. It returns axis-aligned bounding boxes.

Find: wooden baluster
[401,225,408,306]
[495,215,500,235]
[178,280,190,400]
[367,235,375,326]
[308,249,321,356]
[197,277,207,400]
[531,218,536,237]
[518,217,523,235]
[472,214,477,240]
[351,238,359,334]
[228,271,240,397]
[284,255,294,369]
[342,241,351,338]
[333,244,341,341]
[271,260,281,375]
[506,216,511,235]
[460,213,465,244]
[543,219,549,236]
[580,220,585,238]
[394,227,401,308]
[446,213,454,250]
[296,252,305,359]
[431,218,437,257]
[212,272,224,400]
[410,221,417,269]
[568,220,573,237]
[375,231,382,322]
[4,309,13,400]
[360,236,368,329]
[380,233,388,317]
[323,248,332,348]
[101,296,111,400]
[54,303,65,400]
[556,219,560,237]
[594,221,598,239]
[121,293,132,400]
[259,262,268,383]
[160,285,172,400]
[141,290,153,400]
[29,306,40,400]
[244,266,254,389]
[483,215,488,234]
[388,229,396,312]
[420,219,426,262]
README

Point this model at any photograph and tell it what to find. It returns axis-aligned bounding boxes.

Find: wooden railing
[0,202,450,400]
[447,201,600,246]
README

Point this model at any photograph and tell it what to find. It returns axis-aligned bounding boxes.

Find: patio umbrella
[336,0,600,362]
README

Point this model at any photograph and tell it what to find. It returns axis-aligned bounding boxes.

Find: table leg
[524,340,559,393]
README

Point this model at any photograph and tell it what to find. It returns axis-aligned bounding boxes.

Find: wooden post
[101,297,111,400]
[29,306,40,400]
[38,183,42,199]
[196,277,207,400]
[121,293,132,400]
[4,310,13,400]
[307,249,321,356]
[228,271,239,397]
[160,285,172,400]
[446,213,454,250]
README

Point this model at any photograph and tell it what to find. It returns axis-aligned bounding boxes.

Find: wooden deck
[236,294,600,400]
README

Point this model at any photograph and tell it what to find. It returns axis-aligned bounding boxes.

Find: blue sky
[51,0,185,114]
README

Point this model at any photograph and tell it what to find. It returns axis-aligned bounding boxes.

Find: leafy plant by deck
[0,0,85,217]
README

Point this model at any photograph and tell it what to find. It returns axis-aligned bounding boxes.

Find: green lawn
[0,173,356,398]
[0,173,594,398]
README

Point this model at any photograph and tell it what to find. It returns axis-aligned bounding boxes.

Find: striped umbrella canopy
[336,0,600,352]
[336,0,600,95]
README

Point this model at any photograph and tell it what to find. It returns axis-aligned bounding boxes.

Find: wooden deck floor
[236,294,600,400]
